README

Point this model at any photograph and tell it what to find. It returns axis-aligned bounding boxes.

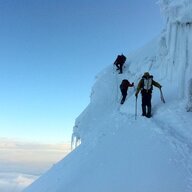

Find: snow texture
[186,78,192,111]
[24,1,192,192]
[159,0,192,23]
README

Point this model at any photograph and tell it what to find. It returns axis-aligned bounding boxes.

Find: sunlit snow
[24,1,192,191]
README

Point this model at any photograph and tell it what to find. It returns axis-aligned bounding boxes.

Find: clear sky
[0,0,164,144]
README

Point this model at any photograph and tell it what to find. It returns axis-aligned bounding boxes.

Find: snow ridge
[24,1,192,192]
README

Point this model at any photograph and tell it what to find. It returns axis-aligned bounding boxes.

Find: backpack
[141,76,153,93]
[120,79,129,90]
[121,55,126,63]
[115,55,126,64]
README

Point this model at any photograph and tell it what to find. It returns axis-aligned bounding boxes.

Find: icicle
[71,125,81,150]
[71,133,81,150]
[166,22,178,81]
[184,23,190,97]
[186,78,192,112]
[178,23,186,98]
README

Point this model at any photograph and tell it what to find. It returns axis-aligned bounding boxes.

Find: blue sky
[0,0,164,144]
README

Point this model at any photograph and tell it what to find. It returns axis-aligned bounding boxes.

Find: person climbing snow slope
[114,54,126,74]
[135,72,162,118]
[120,79,134,104]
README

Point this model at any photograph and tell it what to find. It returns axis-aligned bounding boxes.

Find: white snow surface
[159,0,192,23]
[24,1,192,192]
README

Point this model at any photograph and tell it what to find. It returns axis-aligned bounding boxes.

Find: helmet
[144,72,150,77]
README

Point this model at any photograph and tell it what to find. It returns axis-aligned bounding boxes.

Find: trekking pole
[160,88,165,103]
[135,96,137,120]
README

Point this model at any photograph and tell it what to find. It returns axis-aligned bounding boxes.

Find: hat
[144,72,150,76]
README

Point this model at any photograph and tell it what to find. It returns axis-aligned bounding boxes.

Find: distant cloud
[0,137,71,192]
[0,172,37,192]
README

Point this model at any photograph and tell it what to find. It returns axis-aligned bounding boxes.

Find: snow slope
[24,1,192,191]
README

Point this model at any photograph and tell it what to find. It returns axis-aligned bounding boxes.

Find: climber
[120,79,134,104]
[114,54,126,74]
[135,72,162,118]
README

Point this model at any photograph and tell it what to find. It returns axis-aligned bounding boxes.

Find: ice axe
[135,95,138,120]
[160,88,165,103]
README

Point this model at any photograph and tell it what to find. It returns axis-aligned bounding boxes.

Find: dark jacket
[136,74,161,95]
[114,55,126,65]
[120,79,134,91]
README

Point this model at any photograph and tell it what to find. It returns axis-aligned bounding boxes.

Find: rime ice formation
[24,1,192,192]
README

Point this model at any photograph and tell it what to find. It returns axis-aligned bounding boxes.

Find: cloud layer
[0,172,37,192]
[0,138,71,191]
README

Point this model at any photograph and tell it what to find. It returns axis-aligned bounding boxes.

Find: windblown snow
[24,1,192,192]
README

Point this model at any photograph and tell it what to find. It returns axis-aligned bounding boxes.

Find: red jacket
[114,55,126,65]
[120,79,134,91]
